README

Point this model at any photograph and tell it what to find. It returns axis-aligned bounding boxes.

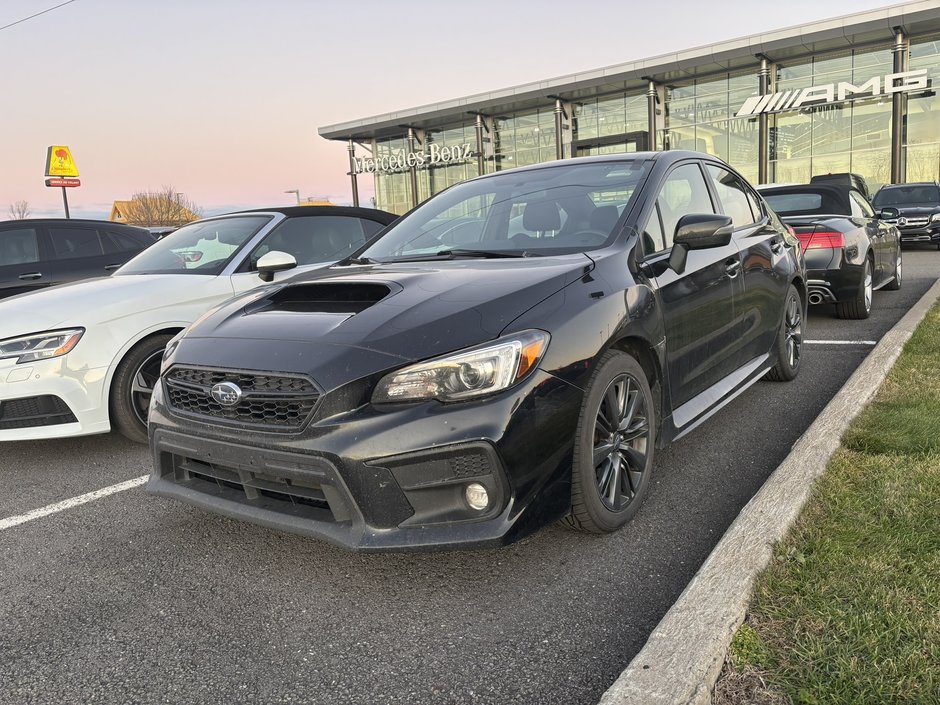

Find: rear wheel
[883,248,902,291]
[110,334,173,444]
[565,351,656,533]
[835,257,873,320]
[765,285,803,382]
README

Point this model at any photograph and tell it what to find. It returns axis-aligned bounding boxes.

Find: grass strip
[720,305,940,705]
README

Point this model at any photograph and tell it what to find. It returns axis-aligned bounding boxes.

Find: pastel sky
[0,0,906,219]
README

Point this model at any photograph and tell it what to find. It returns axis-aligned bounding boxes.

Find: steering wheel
[567,229,610,246]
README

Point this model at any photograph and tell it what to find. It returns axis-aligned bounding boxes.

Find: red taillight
[796,231,845,250]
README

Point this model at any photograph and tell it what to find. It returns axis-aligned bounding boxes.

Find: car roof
[0,217,150,231]
[227,205,397,223]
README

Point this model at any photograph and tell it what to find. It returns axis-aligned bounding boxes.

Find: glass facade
[357,33,940,214]
[769,48,895,191]
[907,34,940,183]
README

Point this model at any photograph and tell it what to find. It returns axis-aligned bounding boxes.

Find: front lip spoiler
[147,428,520,552]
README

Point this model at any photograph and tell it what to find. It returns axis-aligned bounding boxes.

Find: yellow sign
[45,145,79,177]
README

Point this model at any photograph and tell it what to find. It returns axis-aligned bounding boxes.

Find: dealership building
[319,1,940,214]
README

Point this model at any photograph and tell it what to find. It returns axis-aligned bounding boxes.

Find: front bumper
[147,368,583,551]
[897,225,940,243]
[0,357,111,441]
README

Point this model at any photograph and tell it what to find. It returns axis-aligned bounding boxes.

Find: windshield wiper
[380,248,535,263]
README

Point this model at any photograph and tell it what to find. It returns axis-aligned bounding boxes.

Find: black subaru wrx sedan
[148,151,806,550]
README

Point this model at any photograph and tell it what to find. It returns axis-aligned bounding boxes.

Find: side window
[655,163,716,251]
[706,165,756,229]
[745,189,764,221]
[0,227,41,266]
[849,191,875,218]
[361,219,387,239]
[103,229,149,253]
[49,227,104,260]
[248,215,369,269]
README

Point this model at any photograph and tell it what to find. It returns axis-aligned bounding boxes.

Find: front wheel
[110,334,174,444]
[765,285,803,382]
[565,351,656,533]
[835,257,873,320]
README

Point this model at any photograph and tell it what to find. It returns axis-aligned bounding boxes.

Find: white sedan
[0,206,396,443]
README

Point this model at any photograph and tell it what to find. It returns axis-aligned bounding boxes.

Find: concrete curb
[599,277,940,705]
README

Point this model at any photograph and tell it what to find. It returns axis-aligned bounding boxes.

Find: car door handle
[18,272,42,280]
[770,239,784,254]
[725,259,741,278]
[104,263,122,271]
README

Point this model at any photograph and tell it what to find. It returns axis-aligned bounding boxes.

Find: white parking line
[805,339,877,345]
[0,475,149,531]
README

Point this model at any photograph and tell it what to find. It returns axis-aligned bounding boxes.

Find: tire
[110,333,174,444]
[765,285,803,382]
[835,256,873,320]
[564,350,656,533]
[883,248,902,291]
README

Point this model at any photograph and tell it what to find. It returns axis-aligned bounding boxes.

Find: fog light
[465,482,489,511]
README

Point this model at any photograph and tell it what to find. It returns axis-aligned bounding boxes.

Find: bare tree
[121,186,202,227]
[8,200,30,219]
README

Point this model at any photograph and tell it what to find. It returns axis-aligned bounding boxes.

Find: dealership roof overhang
[319,1,940,142]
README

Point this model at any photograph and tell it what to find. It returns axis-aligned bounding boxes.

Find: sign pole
[61,186,70,219]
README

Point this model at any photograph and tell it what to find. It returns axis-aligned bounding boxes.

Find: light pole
[284,189,300,205]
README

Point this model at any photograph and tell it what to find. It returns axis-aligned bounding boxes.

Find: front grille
[0,395,76,430]
[164,366,320,431]
[899,217,930,227]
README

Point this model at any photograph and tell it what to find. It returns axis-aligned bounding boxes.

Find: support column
[408,128,420,208]
[891,30,909,184]
[647,81,658,151]
[554,99,565,160]
[475,114,485,176]
[347,140,359,207]
[758,58,771,185]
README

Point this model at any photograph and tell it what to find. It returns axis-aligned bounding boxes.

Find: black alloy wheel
[765,284,803,382]
[883,248,902,291]
[836,256,873,320]
[566,351,656,533]
[110,333,174,444]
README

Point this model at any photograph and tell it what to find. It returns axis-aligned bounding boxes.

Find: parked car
[871,182,940,249]
[0,218,157,300]
[0,206,397,443]
[759,182,901,319]
[148,152,806,551]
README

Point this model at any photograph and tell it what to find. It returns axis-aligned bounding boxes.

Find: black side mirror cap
[879,207,900,220]
[668,214,734,274]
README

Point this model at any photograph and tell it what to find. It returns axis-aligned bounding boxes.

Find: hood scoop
[260,282,393,314]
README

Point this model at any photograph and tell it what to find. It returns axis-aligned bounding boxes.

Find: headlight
[930,213,940,223]
[372,330,550,403]
[0,328,84,364]
[159,328,190,375]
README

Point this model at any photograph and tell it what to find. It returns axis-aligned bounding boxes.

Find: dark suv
[0,218,157,299]
[871,182,940,248]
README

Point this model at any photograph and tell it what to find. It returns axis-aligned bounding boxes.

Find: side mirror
[668,214,734,274]
[256,250,297,282]
[879,207,900,220]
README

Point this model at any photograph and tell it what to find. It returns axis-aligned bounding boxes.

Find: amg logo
[735,69,929,117]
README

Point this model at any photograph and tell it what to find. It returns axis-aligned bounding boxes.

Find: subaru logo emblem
[210,382,242,407]
[898,217,908,226]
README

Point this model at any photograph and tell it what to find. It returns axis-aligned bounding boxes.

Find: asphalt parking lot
[2,248,937,705]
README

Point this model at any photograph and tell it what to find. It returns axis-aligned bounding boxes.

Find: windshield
[115,215,272,275]
[359,160,652,261]
[872,185,940,207]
